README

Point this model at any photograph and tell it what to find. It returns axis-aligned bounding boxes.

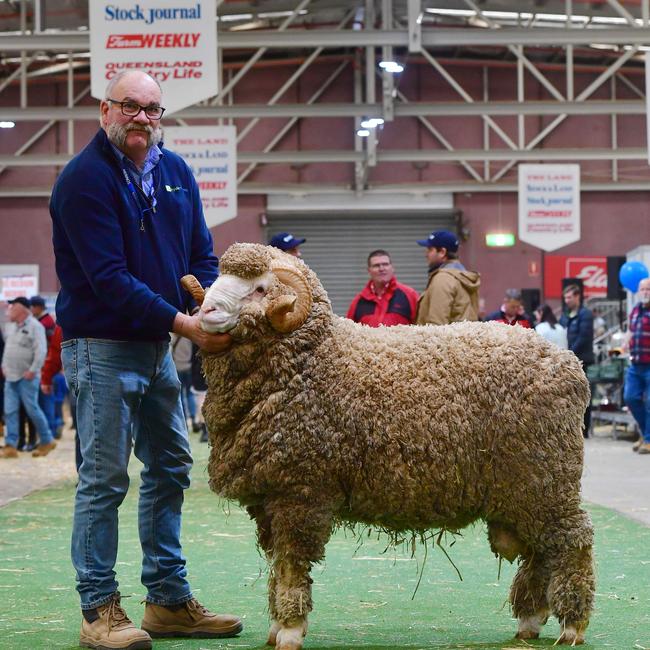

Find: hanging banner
[544,256,608,299]
[1,275,38,301]
[518,164,580,252]
[89,0,217,115]
[165,125,237,227]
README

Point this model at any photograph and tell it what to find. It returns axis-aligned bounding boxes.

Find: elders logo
[566,258,607,296]
[106,33,200,48]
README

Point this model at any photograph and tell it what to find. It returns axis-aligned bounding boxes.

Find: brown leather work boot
[0,446,18,459]
[32,441,57,457]
[79,593,152,650]
[141,597,243,638]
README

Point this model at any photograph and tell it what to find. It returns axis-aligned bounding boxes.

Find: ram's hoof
[267,620,280,646]
[515,630,539,639]
[275,624,305,650]
[556,625,585,645]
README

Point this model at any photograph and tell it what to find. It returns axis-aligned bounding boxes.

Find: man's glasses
[107,99,165,120]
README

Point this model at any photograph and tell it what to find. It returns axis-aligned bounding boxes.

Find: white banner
[1,275,38,301]
[89,1,217,115]
[165,125,237,228]
[518,164,581,252]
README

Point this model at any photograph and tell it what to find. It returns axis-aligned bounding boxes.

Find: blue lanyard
[121,167,155,232]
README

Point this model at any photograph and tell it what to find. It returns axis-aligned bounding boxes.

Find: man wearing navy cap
[268,232,306,258]
[415,230,480,325]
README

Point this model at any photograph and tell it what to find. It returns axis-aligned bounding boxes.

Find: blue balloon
[619,260,649,292]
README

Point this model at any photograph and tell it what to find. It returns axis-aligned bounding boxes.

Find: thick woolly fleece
[201,243,595,641]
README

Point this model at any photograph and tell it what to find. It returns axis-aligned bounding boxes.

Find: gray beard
[107,122,163,153]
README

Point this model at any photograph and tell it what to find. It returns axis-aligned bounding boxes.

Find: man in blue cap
[415,230,480,325]
[268,232,306,258]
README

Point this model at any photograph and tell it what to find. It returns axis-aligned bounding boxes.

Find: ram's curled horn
[266,264,313,333]
[181,274,206,307]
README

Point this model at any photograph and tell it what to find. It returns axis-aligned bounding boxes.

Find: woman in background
[535,303,568,349]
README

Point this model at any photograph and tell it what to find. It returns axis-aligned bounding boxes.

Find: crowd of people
[0,68,646,650]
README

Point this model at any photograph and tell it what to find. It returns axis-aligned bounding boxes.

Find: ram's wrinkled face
[200,273,272,333]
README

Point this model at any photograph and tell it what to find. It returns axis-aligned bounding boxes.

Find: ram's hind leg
[487,522,551,640]
[548,541,595,645]
[267,498,333,650]
[510,553,552,640]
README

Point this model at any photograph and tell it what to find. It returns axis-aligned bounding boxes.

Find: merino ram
[181,242,595,650]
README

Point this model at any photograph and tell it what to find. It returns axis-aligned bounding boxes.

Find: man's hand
[23,370,36,380]
[173,312,232,354]
[41,384,53,395]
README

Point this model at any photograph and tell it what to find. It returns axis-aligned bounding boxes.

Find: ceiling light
[379,61,404,73]
[356,129,370,137]
[0,121,15,128]
[360,118,384,129]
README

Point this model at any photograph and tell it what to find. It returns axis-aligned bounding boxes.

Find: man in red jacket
[347,250,419,327]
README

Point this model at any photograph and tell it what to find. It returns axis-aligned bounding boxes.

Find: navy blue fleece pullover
[50,129,218,342]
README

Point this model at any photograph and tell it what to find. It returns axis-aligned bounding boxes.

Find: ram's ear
[181,274,205,307]
[266,265,312,333]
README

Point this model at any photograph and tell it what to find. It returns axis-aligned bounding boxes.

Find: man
[415,230,480,326]
[347,249,418,326]
[30,295,58,440]
[485,288,534,328]
[624,277,650,454]
[49,70,241,650]
[560,284,594,438]
[268,231,305,258]
[0,296,55,458]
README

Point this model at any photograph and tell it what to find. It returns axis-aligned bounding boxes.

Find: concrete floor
[1,425,648,529]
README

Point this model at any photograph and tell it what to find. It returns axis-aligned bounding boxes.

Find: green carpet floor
[0,438,648,649]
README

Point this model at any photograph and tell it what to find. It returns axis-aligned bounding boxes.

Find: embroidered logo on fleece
[165,184,187,192]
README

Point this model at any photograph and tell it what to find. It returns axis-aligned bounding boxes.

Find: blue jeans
[4,376,54,448]
[39,388,56,438]
[177,368,196,422]
[624,362,650,443]
[61,339,193,610]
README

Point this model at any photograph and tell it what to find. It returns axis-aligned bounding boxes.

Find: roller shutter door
[265,211,457,316]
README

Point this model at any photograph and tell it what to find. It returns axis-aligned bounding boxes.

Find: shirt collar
[109,141,163,177]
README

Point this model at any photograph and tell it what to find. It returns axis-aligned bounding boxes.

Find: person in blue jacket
[49,70,242,650]
[560,284,595,437]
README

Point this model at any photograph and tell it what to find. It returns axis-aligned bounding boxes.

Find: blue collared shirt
[110,141,162,209]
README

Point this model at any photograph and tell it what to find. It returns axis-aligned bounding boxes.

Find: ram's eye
[255,286,265,294]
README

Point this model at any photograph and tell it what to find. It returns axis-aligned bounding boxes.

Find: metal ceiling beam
[5,180,650,198]
[1,147,646,166]
[5,27,650,51]
[0,99,645,121]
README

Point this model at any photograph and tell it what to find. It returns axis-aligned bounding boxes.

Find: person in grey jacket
[1,296,56,458]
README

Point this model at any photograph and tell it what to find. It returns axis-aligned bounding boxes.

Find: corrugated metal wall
[266,211,456,315]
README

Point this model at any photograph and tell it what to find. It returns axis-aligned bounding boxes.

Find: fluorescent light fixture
[425,7,631,25]
[379,61,404,73]
[0,121,15,128]
[356,129,370,137]
[485,233,515,247]
[360,118,384,128]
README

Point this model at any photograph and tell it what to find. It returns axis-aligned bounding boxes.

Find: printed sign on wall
[1,275,38,301]
[518,164,580,252]
[89,1,217,115]
[544,256,608,299]
[165,125,237,227]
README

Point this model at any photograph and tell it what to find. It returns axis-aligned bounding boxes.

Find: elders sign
[518,164,580,252]
[89,1,217,114]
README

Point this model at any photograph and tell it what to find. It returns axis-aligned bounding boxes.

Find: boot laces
[102,595,132,630]
[187,598,212,617]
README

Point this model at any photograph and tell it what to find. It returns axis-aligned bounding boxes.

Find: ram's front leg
[267,498,333,650]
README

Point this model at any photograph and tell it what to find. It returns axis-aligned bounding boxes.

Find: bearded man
[49,70,241,650]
